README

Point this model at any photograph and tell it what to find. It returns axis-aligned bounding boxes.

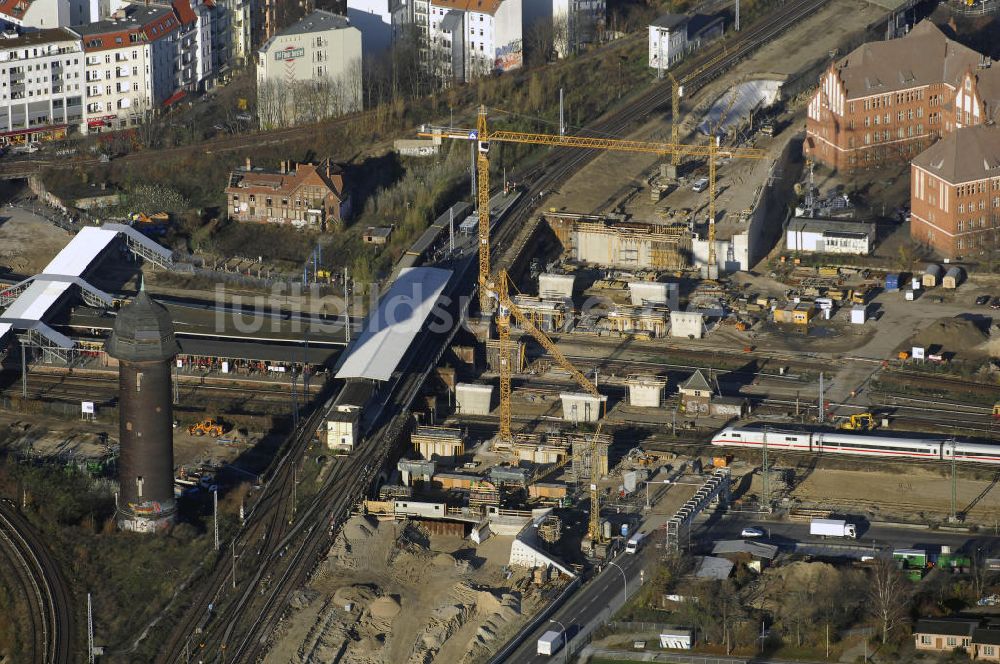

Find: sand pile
[474,592,521,649]
[370,595,401,620]
[343,515,378,541]
[905,317,990,357]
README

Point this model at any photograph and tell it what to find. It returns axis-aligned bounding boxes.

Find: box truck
[537,629,564,656]
[810,518,857,539]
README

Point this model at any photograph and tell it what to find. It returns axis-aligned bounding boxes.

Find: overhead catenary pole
[213,489,219,551]
[449,206,455,253]
[951,438,958,521]
[87,593,95,664]
[343,267,350,344]
[762,426,770,511]
[818,372,825,423]
[736,0,740,31]
[20,341,27,398]
[559,88,565,135]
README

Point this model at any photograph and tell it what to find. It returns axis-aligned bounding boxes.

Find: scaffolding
[606,305,669,337]
[485,338,526,373]
[665,469,731,552]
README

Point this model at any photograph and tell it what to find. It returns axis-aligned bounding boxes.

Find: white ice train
[711,426,1000,464]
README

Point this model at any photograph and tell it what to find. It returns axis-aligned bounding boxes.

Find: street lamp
[607,560,627,601]
[549,619,568,661]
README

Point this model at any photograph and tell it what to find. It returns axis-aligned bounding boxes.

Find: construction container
[850,306,866,324]
[922,264,942,287]
[911,277,921,291]
[884,273,900,291]
[904,290,915,301]
[528,482,568,500]
[943,266,964,289]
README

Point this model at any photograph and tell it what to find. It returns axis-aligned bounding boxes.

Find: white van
[691,177,709,193]
[625,533,646,554]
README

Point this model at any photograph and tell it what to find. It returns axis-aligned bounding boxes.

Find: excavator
[839,412,876,432]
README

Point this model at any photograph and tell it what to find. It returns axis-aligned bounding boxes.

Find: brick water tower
[106,284,180,533]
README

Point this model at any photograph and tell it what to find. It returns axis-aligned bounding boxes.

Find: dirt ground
[0,209,71,274]
[741,461,1000,523]
[263,515,551,664]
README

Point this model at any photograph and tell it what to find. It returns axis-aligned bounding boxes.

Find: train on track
[711,426,1000,464]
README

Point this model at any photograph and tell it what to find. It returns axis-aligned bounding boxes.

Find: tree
[868,557,910,644]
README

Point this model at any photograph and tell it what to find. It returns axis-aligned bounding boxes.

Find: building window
[920,636,932,645]
[947,637,957,647]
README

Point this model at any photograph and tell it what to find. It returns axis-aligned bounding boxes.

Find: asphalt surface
[506,513,1000,663]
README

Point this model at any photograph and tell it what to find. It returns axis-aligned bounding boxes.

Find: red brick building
[910,124,1000,257]
[804,21,1000,172]
[226,158,351,230]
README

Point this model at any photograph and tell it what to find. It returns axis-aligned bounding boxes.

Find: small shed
[943,266,964,289]
[850,305,866,325]
[659,628,694,650]
[363,225,393,245]
[922,264,942,287]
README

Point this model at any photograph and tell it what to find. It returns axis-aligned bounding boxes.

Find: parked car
[976,295,991,306]
[991,296,1000,310]
[11,142,40,154]
[741,527,765,538]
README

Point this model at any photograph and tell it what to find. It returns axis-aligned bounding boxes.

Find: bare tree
[868,557,910,645]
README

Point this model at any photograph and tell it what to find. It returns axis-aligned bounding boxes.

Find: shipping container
[884,273,900,291]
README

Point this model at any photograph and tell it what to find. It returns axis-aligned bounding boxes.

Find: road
[506,547,648,664]
[504,513,1000,664]
[701,514,1000,555]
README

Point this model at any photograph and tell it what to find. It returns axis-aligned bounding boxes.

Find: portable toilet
[851,305,866,324]
[943,266,964,289]
[922,264,942,288]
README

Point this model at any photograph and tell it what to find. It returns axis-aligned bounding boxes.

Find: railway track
[1,371,319,407]
[0,503,75,663]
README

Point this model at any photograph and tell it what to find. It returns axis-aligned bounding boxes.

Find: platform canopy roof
[335,267,452,382]
[0,223,173,349]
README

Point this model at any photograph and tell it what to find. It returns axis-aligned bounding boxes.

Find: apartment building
[910,123,1000,257]
[804,20,1000,172]
[256,10,362,128]
[428,0,521,83]
[0,0,70,30]
[523,0,603,59]
[74,4,181,130]
[347,0,398,57]
[0,27,84,144]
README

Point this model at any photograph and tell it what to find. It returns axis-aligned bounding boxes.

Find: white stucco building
[785,218,876,255]
[647,13,687,71]
[256,10,362,128]
[428,0,521,83]
[0,28,84,143]
[75,4,182,131]
[0,0,70,30]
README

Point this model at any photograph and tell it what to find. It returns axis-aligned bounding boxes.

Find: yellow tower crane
[492,268,598,445]
[420,107,765,309]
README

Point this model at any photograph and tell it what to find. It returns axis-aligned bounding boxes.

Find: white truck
[625,532,646,554]
[537,629,564,656]
[810,518,857,539]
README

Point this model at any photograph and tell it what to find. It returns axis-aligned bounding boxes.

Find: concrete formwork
[559,392,607,423]
[627,375,667,407]
[539,272,575,299]
[670,311,705,339]
[456,382,494,415]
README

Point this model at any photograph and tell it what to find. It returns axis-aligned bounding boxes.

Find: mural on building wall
[494,39,522,71]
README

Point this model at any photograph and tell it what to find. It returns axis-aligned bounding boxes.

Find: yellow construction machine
[189,418,225,437]
[839,413,876,432]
